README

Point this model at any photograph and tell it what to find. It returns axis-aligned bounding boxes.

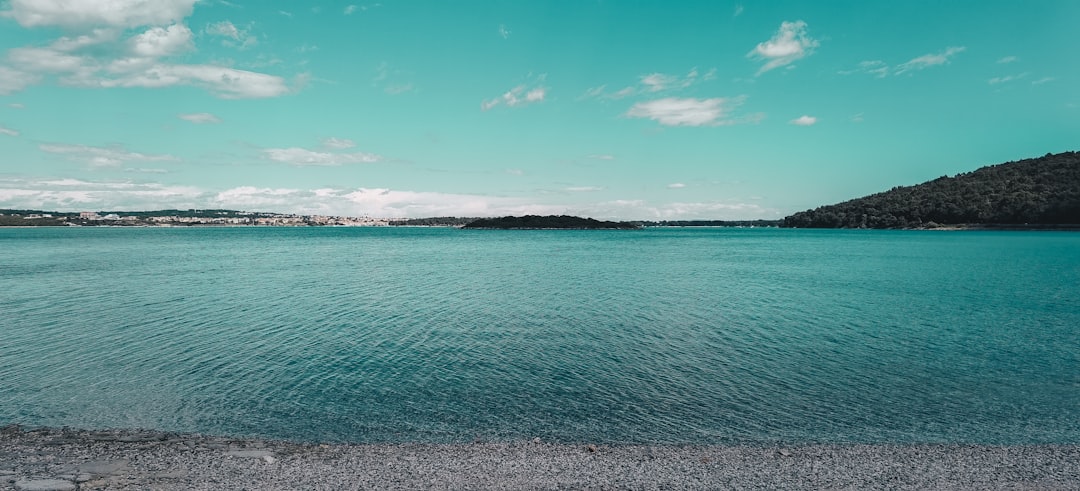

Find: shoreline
[2,426,1078,490]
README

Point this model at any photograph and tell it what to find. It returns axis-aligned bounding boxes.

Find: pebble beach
[2,425,1078,490]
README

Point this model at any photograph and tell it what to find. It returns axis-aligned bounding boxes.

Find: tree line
[782,151,1080,228]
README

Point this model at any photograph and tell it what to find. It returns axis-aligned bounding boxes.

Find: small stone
[532,437,541,444]
[13,479,76,491]
[778,449,792,457]
[586,444,598,453]
[226,450,273,458]
[78,459,130,476]
[262,455,277,464]
[151,470,189,479]
[0,470,16,476]
[75,474,92,483]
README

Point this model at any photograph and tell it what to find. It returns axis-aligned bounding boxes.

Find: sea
[1,227,1078,445]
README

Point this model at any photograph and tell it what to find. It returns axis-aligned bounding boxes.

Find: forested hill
[463,215,640,229]
[782,151,1080,229]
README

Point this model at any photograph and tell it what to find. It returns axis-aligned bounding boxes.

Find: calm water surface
[1,227,1078,444]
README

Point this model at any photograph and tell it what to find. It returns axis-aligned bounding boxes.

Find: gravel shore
[1,425,1078,490]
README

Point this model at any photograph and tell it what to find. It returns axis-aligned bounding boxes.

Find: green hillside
[782,151,1080,229]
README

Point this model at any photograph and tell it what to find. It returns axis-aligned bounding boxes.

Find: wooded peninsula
[781,151,1079,229]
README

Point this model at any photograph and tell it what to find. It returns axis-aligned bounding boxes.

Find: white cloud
[499,24,511,39]
[7,47,90,74]
[997,56,1018,64]
[584,69,709,100]
[667,183,686,189]
[988,73,1028,85]
[505,169,524,176]
[0,65,40,96]
[588,154,615,161]
[384,83,413,95]
[1031,77,1055,85]
[5,0,198,28]
[344,5,358,15]
[840,60,889,78]
[482,83,547,110]
[0,126,19,137]
[263,147,381,166]
[790,115,817,126]
[2,22,290,99]
[0,177,202,210]
[566,186,603,192]
[206,20,240,39]
[748,20,819,75]
[612,87,635,98]
[130,24,193,57]
[9,103,26,109]
[0,177,779,220]
[39,143,179,167]
[178,112,221,124]
[734,4,744,17]
[215,186,300,208]
[205,20,257,49]
[850,112,864,123]
[641,73,676,92]
[321,137,356,149]
[895,46,966,75]
[625,97,745,127]
[339,188,561,218]
[99,64,292,99]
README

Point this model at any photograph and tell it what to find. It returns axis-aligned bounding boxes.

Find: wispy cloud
[205,20,257,49]
[667,183,686,189]
[582,68,715,100]
[566,186,603,192]
[178,112,221,124]
[344,5,358,15]
[499,24,511,39]
[839,60,889,78]
[372,62,414,95]
[482,77,547,110]
[988,73,1028,85]
[39,143,180,167]
[748,20,819,75]
[996,56,1018,64]
[733,4,744,17]
[844,47,967,78]
[790,115,817,126]
[0,126,20,137]
[588,154,615,161]
[895,46,966,75]
[321,137,356,149]
[625,97,748,127]
[1031,77,1055,85]
[263,147,381,166]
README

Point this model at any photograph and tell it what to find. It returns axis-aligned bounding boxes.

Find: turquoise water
[1,227,1078,444]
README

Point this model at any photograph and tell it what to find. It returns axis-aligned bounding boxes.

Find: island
[462,215,641,229]
[782,151,1080,229]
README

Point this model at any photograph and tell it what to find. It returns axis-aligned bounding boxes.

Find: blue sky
[0,0,1076,219]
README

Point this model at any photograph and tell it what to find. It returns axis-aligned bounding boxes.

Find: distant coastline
[0,209,784,229]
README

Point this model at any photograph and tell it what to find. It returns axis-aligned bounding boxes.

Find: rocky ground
[1,425,1078,490]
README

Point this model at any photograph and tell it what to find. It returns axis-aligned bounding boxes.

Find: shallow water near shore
[2,227,1078,444]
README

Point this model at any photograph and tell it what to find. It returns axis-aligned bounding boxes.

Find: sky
[0,0,1077,219]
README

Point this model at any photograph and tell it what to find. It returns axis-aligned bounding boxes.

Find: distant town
[0,209,780,228]
[0,209,407,227]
